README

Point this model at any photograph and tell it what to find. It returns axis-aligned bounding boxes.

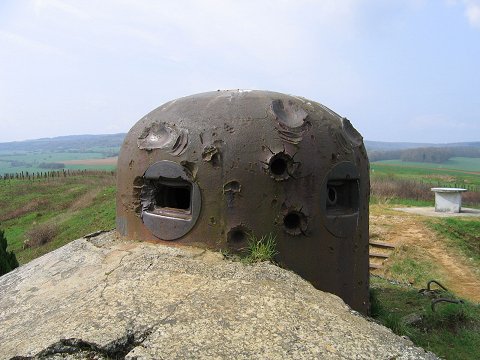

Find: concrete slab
[0,231,438,359]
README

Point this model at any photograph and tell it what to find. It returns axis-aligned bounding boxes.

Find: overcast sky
[0,0,479,143]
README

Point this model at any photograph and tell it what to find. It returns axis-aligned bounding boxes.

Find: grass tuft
[243,233,278,264]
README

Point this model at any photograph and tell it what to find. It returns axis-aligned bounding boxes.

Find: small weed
[243,233,278,264]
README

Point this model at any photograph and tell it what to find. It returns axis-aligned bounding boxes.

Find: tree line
[368,146,480,163]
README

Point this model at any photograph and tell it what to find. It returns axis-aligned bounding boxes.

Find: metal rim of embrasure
[141,160,201,240]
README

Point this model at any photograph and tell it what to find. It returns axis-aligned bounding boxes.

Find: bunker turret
[116,90,370,313]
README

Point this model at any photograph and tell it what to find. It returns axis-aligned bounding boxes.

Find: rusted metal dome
[116,90,370,313]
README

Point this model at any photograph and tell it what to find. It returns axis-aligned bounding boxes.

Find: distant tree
[0,229,19,276]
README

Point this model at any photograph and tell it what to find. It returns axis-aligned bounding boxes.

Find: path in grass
[370,206,480,303]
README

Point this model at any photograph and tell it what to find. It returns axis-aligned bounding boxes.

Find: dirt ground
[370,206,480,303]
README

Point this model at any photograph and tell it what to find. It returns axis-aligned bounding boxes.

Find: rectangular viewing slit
[154,179,192,211]
[326,179,359,215]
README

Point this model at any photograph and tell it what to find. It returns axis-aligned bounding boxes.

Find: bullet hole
[129,159,135,169]
[327,186,338,206]
[284,212,300,229]
[229,229,246,243]
[271,157,287,176]
[209,216,216,225]
[227,225,251,252]
[268,152,294,180]
[283,210,307,236]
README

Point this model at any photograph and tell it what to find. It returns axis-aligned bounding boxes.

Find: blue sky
[0,0,479,143]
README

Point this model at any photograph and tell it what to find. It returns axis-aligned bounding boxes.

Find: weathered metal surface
[116,90,370,313]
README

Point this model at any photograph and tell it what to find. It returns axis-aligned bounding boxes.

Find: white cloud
[465,1,480,27]
[446,0,480,28]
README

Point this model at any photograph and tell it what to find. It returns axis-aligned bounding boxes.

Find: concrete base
[431,188,467,213]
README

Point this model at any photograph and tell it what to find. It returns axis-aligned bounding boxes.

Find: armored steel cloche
[116,90,370,313]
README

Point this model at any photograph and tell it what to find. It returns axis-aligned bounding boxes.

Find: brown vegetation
[24,223,58,249]
[0,199,50,222]
[371,177,480,206]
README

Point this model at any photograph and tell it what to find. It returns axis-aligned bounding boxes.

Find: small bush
[0,229,19,276]
[24,223,58,248]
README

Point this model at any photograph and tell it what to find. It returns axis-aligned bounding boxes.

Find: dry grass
[371,177,480,206]
[371,178,432,202]
[0,199,50,221]
[69,188,101,211]
[24,223,59,249]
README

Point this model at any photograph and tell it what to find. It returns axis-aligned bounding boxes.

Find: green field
[375,157,480,172]
[371,159,480,189]
[0,174,116,264]
[0,151,118,175]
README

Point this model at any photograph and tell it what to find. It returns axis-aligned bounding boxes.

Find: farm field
[0,173,116,264]
[0,151,118,175]
[0,134,123,176]
[375,157,480,172]
[371,160,480,189]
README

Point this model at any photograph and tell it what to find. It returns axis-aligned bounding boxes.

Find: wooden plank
[369,241,396,249]
[369,264,383,270]
[369,252,389,259]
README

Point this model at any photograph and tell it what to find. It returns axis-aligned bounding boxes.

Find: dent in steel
[116,90,370,313]
[137,122,189,156]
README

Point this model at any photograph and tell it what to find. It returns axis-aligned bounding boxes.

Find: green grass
[370,276,480,360]
[428,218,480,268]
[371,162,480,188]
[243,233,278,263]
[388,255,440,286]
[0,174,116,264]
[375,157,480,173]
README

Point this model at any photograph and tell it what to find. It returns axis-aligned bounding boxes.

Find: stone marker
[0,232,438,359]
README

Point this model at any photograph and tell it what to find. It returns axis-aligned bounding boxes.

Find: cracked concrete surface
[0,231,438,359]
